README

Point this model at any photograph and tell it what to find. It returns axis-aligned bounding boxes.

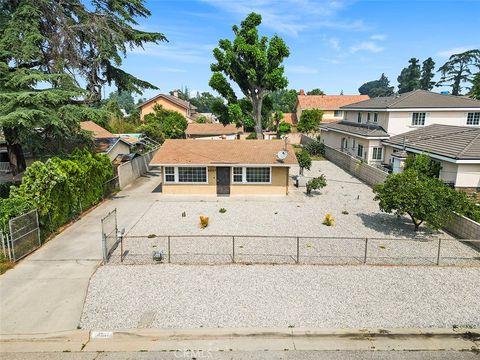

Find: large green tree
[267,89,298,113]
[437,49,480,95]
[306,88,325,95]
[469,72,480,100]
[419,57,436,90]
[141,104,187,140]
[297,109,323,134]
[0,0,166,173]
[358,73,394,97]
[397,58,421,94]
[189,91,224,113]
[209,13,290,139]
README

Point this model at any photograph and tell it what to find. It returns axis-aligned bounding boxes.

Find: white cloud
[199,0,366,36]
[287,65,319,74]
[129,43,214,64]
[370,34,386,41]
[436,46,476,58]
[319,57,340,64]
[329,38,340,50]
[350,41,384,53]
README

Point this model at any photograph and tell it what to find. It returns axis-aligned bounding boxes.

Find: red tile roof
[297,95,369,111]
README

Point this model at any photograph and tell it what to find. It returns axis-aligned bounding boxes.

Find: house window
[411,112,426,126]
[357,112,362,123]
[233,167,243,183]
[178,167,207,183]
[467,112,480,125]
[352,139,356,149]
[334,110,343,117]
[367,112,371,122]
[373,113,378,123]
[164,167,175,183]
[372,147,383,161]
[357,144,364,158]
[246,167,270,183]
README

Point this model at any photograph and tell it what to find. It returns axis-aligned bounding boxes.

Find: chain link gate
[7,209,41,261]
[101,209,119,263]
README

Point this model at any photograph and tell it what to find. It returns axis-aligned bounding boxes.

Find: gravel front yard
[80,265,480,330]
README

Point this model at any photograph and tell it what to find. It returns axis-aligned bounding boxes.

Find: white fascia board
[150,163,294,167]
[344,107,480,112]
[322,127,389,140]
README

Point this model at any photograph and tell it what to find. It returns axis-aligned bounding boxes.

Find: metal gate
[101,209,119,262]
[7,209,41,261]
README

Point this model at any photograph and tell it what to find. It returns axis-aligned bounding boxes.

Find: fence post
[364,238,368,264]
[436,239,442,266]
[35,210,41,246]
[232,236,235,263]
[120,234,124,263]
[101,232,107,263]
[296,237,300,264]
[167,236,171,264]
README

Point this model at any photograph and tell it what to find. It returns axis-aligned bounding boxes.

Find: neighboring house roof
[297,95,369,111]
[80,121,115,138]
[341,89,480,110]
[186,123,242,136]
[383,124,480,160]
[282,113,298,125]
[137,93,197,111]
[320,121,389,138]
[94,137,131,154]
[150,139,298,166]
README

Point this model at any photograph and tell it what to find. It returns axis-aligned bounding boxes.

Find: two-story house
[138,90,197,121]
[320,90,480,165]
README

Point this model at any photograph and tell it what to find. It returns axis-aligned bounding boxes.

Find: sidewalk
[0,170,162,335]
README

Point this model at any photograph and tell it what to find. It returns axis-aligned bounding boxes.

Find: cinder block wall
[323,145,388,186]
[118,148,159,189]
[444,213,480,249]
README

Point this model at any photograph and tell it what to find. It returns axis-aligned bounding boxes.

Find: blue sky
[121,0,480,100]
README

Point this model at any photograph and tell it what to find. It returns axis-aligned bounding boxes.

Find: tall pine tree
[397,58,421,94]
[437,49,480,95]
[419,57,436,90]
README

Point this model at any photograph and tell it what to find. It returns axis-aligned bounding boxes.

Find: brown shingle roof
[383,124,480,160]
[342,90,480,109]
[137,94,196,111]
[80,121,114,138]
[150,139,298,166]
[320,121,389,138]
[186,123,242,136]
[297,95,369,111]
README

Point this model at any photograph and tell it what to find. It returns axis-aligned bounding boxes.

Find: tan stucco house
[185,123,242,140]
[295,91,369,123]
[138,91,197,121]
[382,124,480,193]
[80,121,131,161]
[320,90,480,166]
[150,139,298,195]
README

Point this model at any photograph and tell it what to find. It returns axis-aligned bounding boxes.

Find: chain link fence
[3,209,41,262]
[106,234,480,266]
[101,209,119,263]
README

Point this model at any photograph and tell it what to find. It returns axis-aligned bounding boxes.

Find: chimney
[299,89,305,96]
[173,90,179,97]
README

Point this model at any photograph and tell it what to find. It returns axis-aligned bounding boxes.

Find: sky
[119,0,480,100]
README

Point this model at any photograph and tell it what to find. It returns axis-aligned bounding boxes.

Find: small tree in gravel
[373,169,463,231]
[296,150,311,175]
[306,175,327,195]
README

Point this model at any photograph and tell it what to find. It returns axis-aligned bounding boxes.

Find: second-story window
[334,110,343,117]
[373,113,378,123]
[411,112,426,126]
[367,112,371,122]
[357,112,362,123]
[467,112,480,125]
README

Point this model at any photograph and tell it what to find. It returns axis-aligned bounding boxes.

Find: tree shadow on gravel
[357,213,443,238]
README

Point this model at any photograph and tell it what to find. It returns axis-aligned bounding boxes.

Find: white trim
[163,165,209,184]
[320,127,389,140]
[152,162,293,167]
[344,107,480,112]
[231,166,272,184]
[382,143,480,164]
[371,146,384,161]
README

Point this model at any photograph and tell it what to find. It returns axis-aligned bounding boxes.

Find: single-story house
[320,90,480,166]
[138,90,197,121]
[185,123,242,140]
[382,124,480,193]
[295,90,369,123]
[80,121,131,161]
[150,139,298,195]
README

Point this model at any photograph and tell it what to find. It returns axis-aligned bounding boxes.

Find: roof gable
[80,121,114,138]
[138,93,196,111]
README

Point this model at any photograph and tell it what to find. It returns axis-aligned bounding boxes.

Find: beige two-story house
[320,90,480,166]
[138,90,197,121]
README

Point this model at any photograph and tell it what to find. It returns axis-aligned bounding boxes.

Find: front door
[216,167,231,195]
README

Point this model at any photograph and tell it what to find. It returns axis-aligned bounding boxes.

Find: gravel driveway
[80,265,480,330]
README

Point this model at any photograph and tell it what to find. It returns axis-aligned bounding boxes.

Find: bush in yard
[200,216,209,228]
[306,175,327,195]
[246,132,257,140]
[373,169,465,231]
[304,139,325,156]
[297,109,323,134]
[278,121,291,134]
[323,213,334,226]
[296,150,312,175]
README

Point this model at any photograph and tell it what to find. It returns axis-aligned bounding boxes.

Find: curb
[1,327,478,353]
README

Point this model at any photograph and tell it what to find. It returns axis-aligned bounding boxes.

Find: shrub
[323,213,335,226]
[296,150,312,175]
[304,139,325,156]
[246,132,257,140]
[306,175,327,195]
[219,208,227,213]
[200,215,209,228]
[278,121,291,134]
[341,210,349,215]
[297,109,323,134]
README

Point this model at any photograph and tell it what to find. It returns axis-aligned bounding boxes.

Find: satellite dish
[277,150,288,161]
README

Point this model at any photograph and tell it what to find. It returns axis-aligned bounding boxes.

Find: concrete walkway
[0,169,163,335]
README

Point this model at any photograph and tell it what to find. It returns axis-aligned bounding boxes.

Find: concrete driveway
[0,169,163,335]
